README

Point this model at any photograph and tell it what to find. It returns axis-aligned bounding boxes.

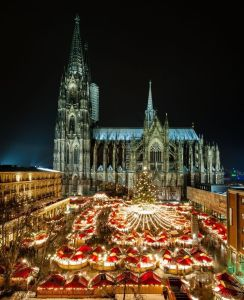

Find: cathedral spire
[164,112,169,128]
[147,80,153,111]
[83,42,90,82]
[145,81,155,128]
[68,14,83,75]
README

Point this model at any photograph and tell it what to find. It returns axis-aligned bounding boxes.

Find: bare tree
[0,195,34,289]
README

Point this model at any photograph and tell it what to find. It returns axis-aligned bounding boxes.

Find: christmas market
[1,170,244,299]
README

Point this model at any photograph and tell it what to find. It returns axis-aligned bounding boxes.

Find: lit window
[242,198,244,204]
[150,143,162,163]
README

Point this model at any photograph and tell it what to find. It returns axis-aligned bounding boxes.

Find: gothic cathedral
[53,16,224,199]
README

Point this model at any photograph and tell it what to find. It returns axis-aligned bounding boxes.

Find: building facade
[227,189,244,278]
[53,16,224,199]
[0,166,72,247]
[0,166,62,205]
[187,186,226,218]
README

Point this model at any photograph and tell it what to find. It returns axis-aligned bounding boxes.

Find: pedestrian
[163,287,168,300]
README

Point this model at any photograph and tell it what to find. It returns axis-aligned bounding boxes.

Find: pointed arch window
[73,176,78,194]
[150,143,162,163]
[66,147,69,164]
[69,116,75,133]
[74,146,79,164]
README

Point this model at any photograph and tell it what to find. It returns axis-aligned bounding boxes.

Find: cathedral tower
[53,16,223,199]
[53,15,99,195]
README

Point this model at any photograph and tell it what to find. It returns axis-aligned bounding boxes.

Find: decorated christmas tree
[133,171,157,204]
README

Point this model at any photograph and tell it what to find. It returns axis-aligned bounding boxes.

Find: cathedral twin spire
[54,15,224,194]
[68,15,84,75]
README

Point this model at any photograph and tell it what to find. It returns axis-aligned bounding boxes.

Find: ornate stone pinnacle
[75,14,80,24]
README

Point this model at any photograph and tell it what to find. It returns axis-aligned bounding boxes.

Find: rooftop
[93,127,199,141]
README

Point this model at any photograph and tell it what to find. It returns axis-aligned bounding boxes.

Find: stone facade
[53,16,224,199]
[0,166,62,204]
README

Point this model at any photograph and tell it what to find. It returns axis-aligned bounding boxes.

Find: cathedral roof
[93,128,142,140]
[93,127,199,141]
[169,128,199,141]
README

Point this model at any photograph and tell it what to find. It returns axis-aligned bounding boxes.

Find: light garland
[108,204,190,234]
[35,193,220,296]
[93,193,109,201]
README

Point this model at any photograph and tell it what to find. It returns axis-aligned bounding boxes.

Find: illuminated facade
[187,186,226,217]
[227,189,244,279]
[0,166,62,204]
[53,16,224,199]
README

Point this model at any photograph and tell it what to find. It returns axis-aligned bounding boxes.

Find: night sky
[0,2,243,171]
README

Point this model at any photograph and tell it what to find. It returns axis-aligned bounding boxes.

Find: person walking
[163,286,169,300]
